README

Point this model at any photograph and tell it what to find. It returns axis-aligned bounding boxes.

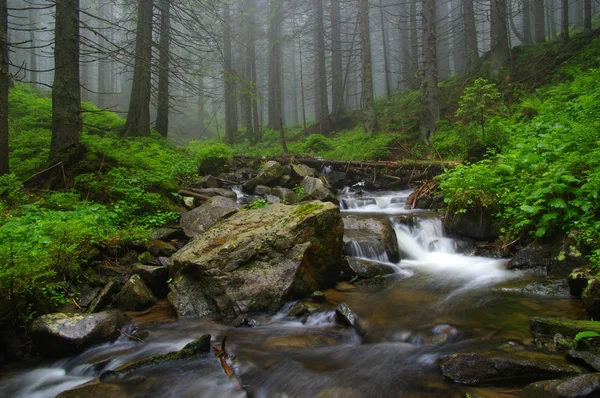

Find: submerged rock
[522,373,600,398]
[335,303,365,337]
[343,216,399,262]
[115,274,157,311]
[345,258,397,280]
[439,352,587,385]
[170,201,344,318]
[179,196,241,238]
[31,311,128,357]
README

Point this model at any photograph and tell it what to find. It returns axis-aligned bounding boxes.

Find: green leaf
[548,198,567,209]
[575,331,600,341]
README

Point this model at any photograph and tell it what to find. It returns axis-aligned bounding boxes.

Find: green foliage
[188,141,233,175]
[245,198,268,210]
[292,185,307,198]
[299,134,333,154]
[455,78,506,142]
[575,331,600,341]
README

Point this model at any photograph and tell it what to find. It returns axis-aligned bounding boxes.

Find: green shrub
[188,141,233,175]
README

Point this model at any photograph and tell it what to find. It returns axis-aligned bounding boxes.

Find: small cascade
[339,189,414,214]
[346,240,390,262]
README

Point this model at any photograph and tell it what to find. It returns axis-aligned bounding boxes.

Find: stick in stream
[117,329,146,343]
[213,336,244,390]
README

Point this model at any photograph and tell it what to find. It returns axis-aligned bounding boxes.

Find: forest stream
[0,189,586,398]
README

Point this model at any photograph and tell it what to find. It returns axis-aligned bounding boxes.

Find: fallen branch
[180,190,212,201]
[213,336,244,390]
[117,329,146,343]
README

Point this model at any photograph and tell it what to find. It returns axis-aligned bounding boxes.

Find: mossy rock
[531,317,600,340]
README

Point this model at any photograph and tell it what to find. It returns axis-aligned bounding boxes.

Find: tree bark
[242,0,254,141]
[409,0,419,89]
[50,0,82,159]
[314,0,331,132]
[490,0,511,74]
[435,0,451,80]
[451,0,467,74]
[96,0,110,109]
[463,0,479,73]
[331,0,344,120]
[379,0,392,97]
[533,0,546,43]
[28,7,37,87]
[359,0,377,134]
[123,0,153,137]
[561,0,570,41]
[420,0,439,143]
[223,3,237,144]
[584,0,592,32]
[522,0,533,44]
[267,0,283,131]
[399,2,412,90]
[155,0,170,137]
[0,0,8,175]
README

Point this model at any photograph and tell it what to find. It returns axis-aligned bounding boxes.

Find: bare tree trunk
[359,0,377,134]
[420,0,439,143]
[97,0,109,109]
[331,0,344,121]
[463,0,480,73]
[490,0,511,74]
[409,0,419,89]
[436,0,451,79]
[451,0,467,74]
[576,0,584,27]
[0,0,8,175]
[241,0,254,140]
[267,0,283,130]
[314,0,331,132]
[155,0,170,137]
[298,22,307,132]
[533,0,546,43]
[123,0,153,137]
[399,3,411,90]
[584,0,592,32]
[290,40,299,126]
[522,0,533,43]
[561,0,570,41]
[379,0,392,97]
[51,0,82,159]
[28,7,37,87]
[223,4,236,144]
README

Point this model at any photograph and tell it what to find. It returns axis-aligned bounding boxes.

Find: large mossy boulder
[343,216,399,262]
[169,201,345,318]
[522,373,600,398]
[439,352,587,385]
[242,161,286,193]
[179,196,241,238]
[31,311,128,357]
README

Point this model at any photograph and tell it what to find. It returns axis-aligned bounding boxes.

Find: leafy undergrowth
[439,41,600,266]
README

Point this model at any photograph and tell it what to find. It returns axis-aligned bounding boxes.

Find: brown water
[0,190,586,398]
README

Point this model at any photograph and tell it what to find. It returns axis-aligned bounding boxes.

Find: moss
[291,202,324,217]
[531,317,600,340]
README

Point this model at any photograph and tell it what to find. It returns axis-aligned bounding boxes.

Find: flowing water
[0,189,586,397]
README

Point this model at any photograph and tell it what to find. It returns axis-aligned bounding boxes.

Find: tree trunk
[242,0,254,140]
[490,0,511,74]
[155,0,170,137]
[123,0,153,137]
[97,0,109,109]
[400,2,412,90]
[298,23,308,131]
[522,0,533,44]
[420,0,439,143]
[28,7,37,87]
[451,0,467,74]
[267,0,283,131]
[223,4,236,144]
[290,39,299,126]
[51,0,82,159]
[463,0,480,73]
[331,0,344,121]
[561,0,570,41]
[584,0,592,32]
[409,0,419,89]
[379,0,392,97]
[0,0,8,175]
[435,0,451,80]
[576,0,584,27]
[314,0,331,132]
[533,0,546,43]
[359,0,377,134]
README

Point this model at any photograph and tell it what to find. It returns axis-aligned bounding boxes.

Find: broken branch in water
[117,329,145,344]
[213,336,244,390]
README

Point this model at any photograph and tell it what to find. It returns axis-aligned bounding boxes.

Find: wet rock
[343,216,399,262]
[167,276,217,318]
[78,286,101,308]
[311,291,326,302]
[443,208,498,241]
[87,280,121,313]
[473,244,509,258]
[170,201,344,318]
[345,258,396,280]
[150,227,186,242]
[569,267,595,298]
[31,310,128,357]
[147,240,177,257]
[439,352,587,385]
[118,249,139,266]
[137,251,153,265]
[522,373,600,398]
[133,264,169,297]
[335,303,366,337]
[569,350,600,371]
[292,164,318,179]
[266,194,281,204]
[507,243,588,278]
[354,275,388,288]
[288,301,322,318]
[191,187,237,201]
[243,161,286,193]
[182,196,195,209]
[115,274,157,311]
[520,280,571,297]
[254,185,272,195]
[100,335,212,381]
[179,196,241,238]
[194,175,220,189]
[56,384,129,398]
[0,329,22,363]
[231,316,259,328]
[271,187,298,204]
[300,176,339,205]
[531,317,600,340]
[238,194,262,205]
[582,279,600,318]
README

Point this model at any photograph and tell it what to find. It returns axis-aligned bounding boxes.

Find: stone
[507,243,588,278]
[443,208,498,241]
[146,240,177,257]
[87,280,121,313]
[354,275,388,288]
[195,175,220,189]
[78,286,101,308]
[300,176,339,205]
[522,373,600,398]
[254,185,272,195]
[439,352,587,385]
[531,317,600,340]
[335,303,365,337]
[137,252,153,265]
[115,275,157,311]
[311,291,326,302]
[118,250,139,266]
[169,201,344,318]
[345,258,396,279]
[271,187,298,204]
[31,311,128,357]
[266,194,281,204]
[242,161,286,193]
[519,280,571,297]
[191,187,237,201]
[582,279,600,318]
[288,301,321,318]
[569,267,595,298]
[179,196,241,238]
[569,350,600,372]
[182,196,195,209]
[292,164,318,179]
[343,216,399,262]
[133,264,169,297]
[150,227,186,242]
